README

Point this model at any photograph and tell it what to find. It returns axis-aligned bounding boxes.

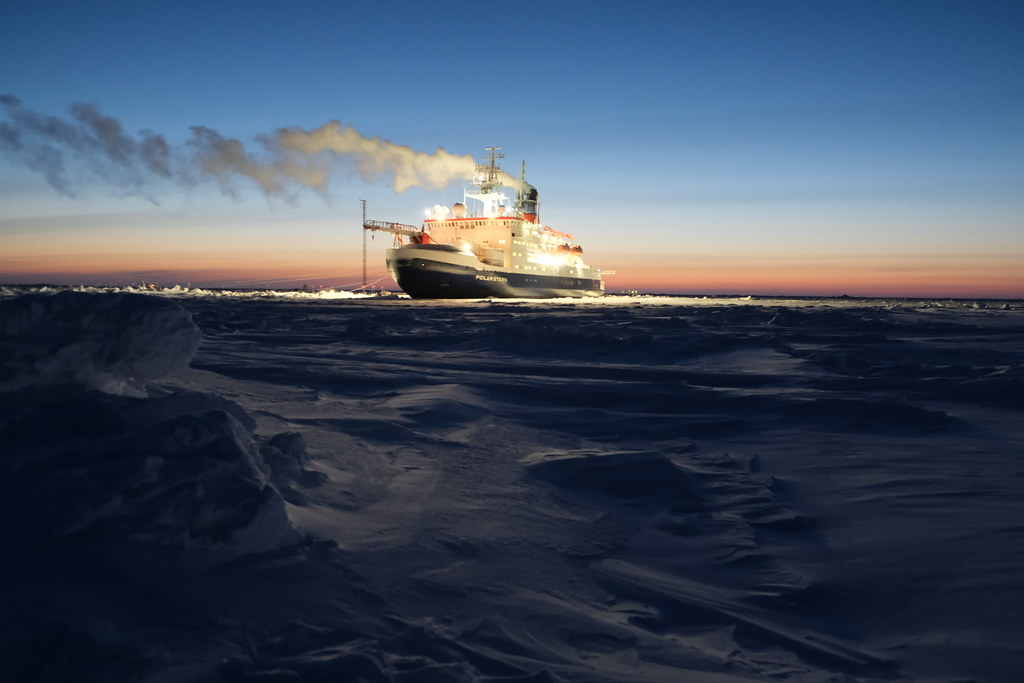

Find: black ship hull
[387,245,603,299]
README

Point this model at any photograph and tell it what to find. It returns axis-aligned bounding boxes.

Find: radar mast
[473,147,504,192]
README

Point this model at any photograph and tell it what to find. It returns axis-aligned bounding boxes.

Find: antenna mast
[473,147,504,191]
[360,199,367,290]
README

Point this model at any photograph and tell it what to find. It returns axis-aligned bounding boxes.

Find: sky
[2,0,1022,297]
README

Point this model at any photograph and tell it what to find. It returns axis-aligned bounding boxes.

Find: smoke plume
[0,96,489,199]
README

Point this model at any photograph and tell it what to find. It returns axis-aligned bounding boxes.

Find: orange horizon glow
[591,251,1024,299]
[2,223,1022,297]
[2,248,1022,299]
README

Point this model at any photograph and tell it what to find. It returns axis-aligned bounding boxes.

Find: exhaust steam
[0,95,496,199]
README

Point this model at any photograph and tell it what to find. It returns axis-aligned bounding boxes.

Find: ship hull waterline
[387,245,604,299]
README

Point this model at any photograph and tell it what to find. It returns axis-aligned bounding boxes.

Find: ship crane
[362,219,429,275]
[363,219,423,238]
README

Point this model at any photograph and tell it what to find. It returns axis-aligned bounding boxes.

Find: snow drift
[0,290,1021,682]
[0,292,325,681]
[0,290,200,394]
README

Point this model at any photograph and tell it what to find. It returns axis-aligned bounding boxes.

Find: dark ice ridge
[1,290,1022,682]
[0,293,328,681]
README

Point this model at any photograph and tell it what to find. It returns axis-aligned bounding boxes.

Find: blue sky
[2,0,1023,295]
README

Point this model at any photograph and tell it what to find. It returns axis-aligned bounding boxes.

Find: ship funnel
[516,159,539,223]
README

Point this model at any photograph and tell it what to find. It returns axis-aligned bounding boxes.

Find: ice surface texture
[0,292,327,682]
[1,291,1022,682]
[0,293,314,569]
[0,290,200,394]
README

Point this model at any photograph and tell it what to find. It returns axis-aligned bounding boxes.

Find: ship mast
[360,198,367,290]
[472,147,504,192]
[465,147,513,217]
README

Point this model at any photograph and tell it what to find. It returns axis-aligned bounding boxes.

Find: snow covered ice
[1,288,1022,682]
[0,290,200,395]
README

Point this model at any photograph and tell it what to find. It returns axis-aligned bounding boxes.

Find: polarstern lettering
[475,274,508,283]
